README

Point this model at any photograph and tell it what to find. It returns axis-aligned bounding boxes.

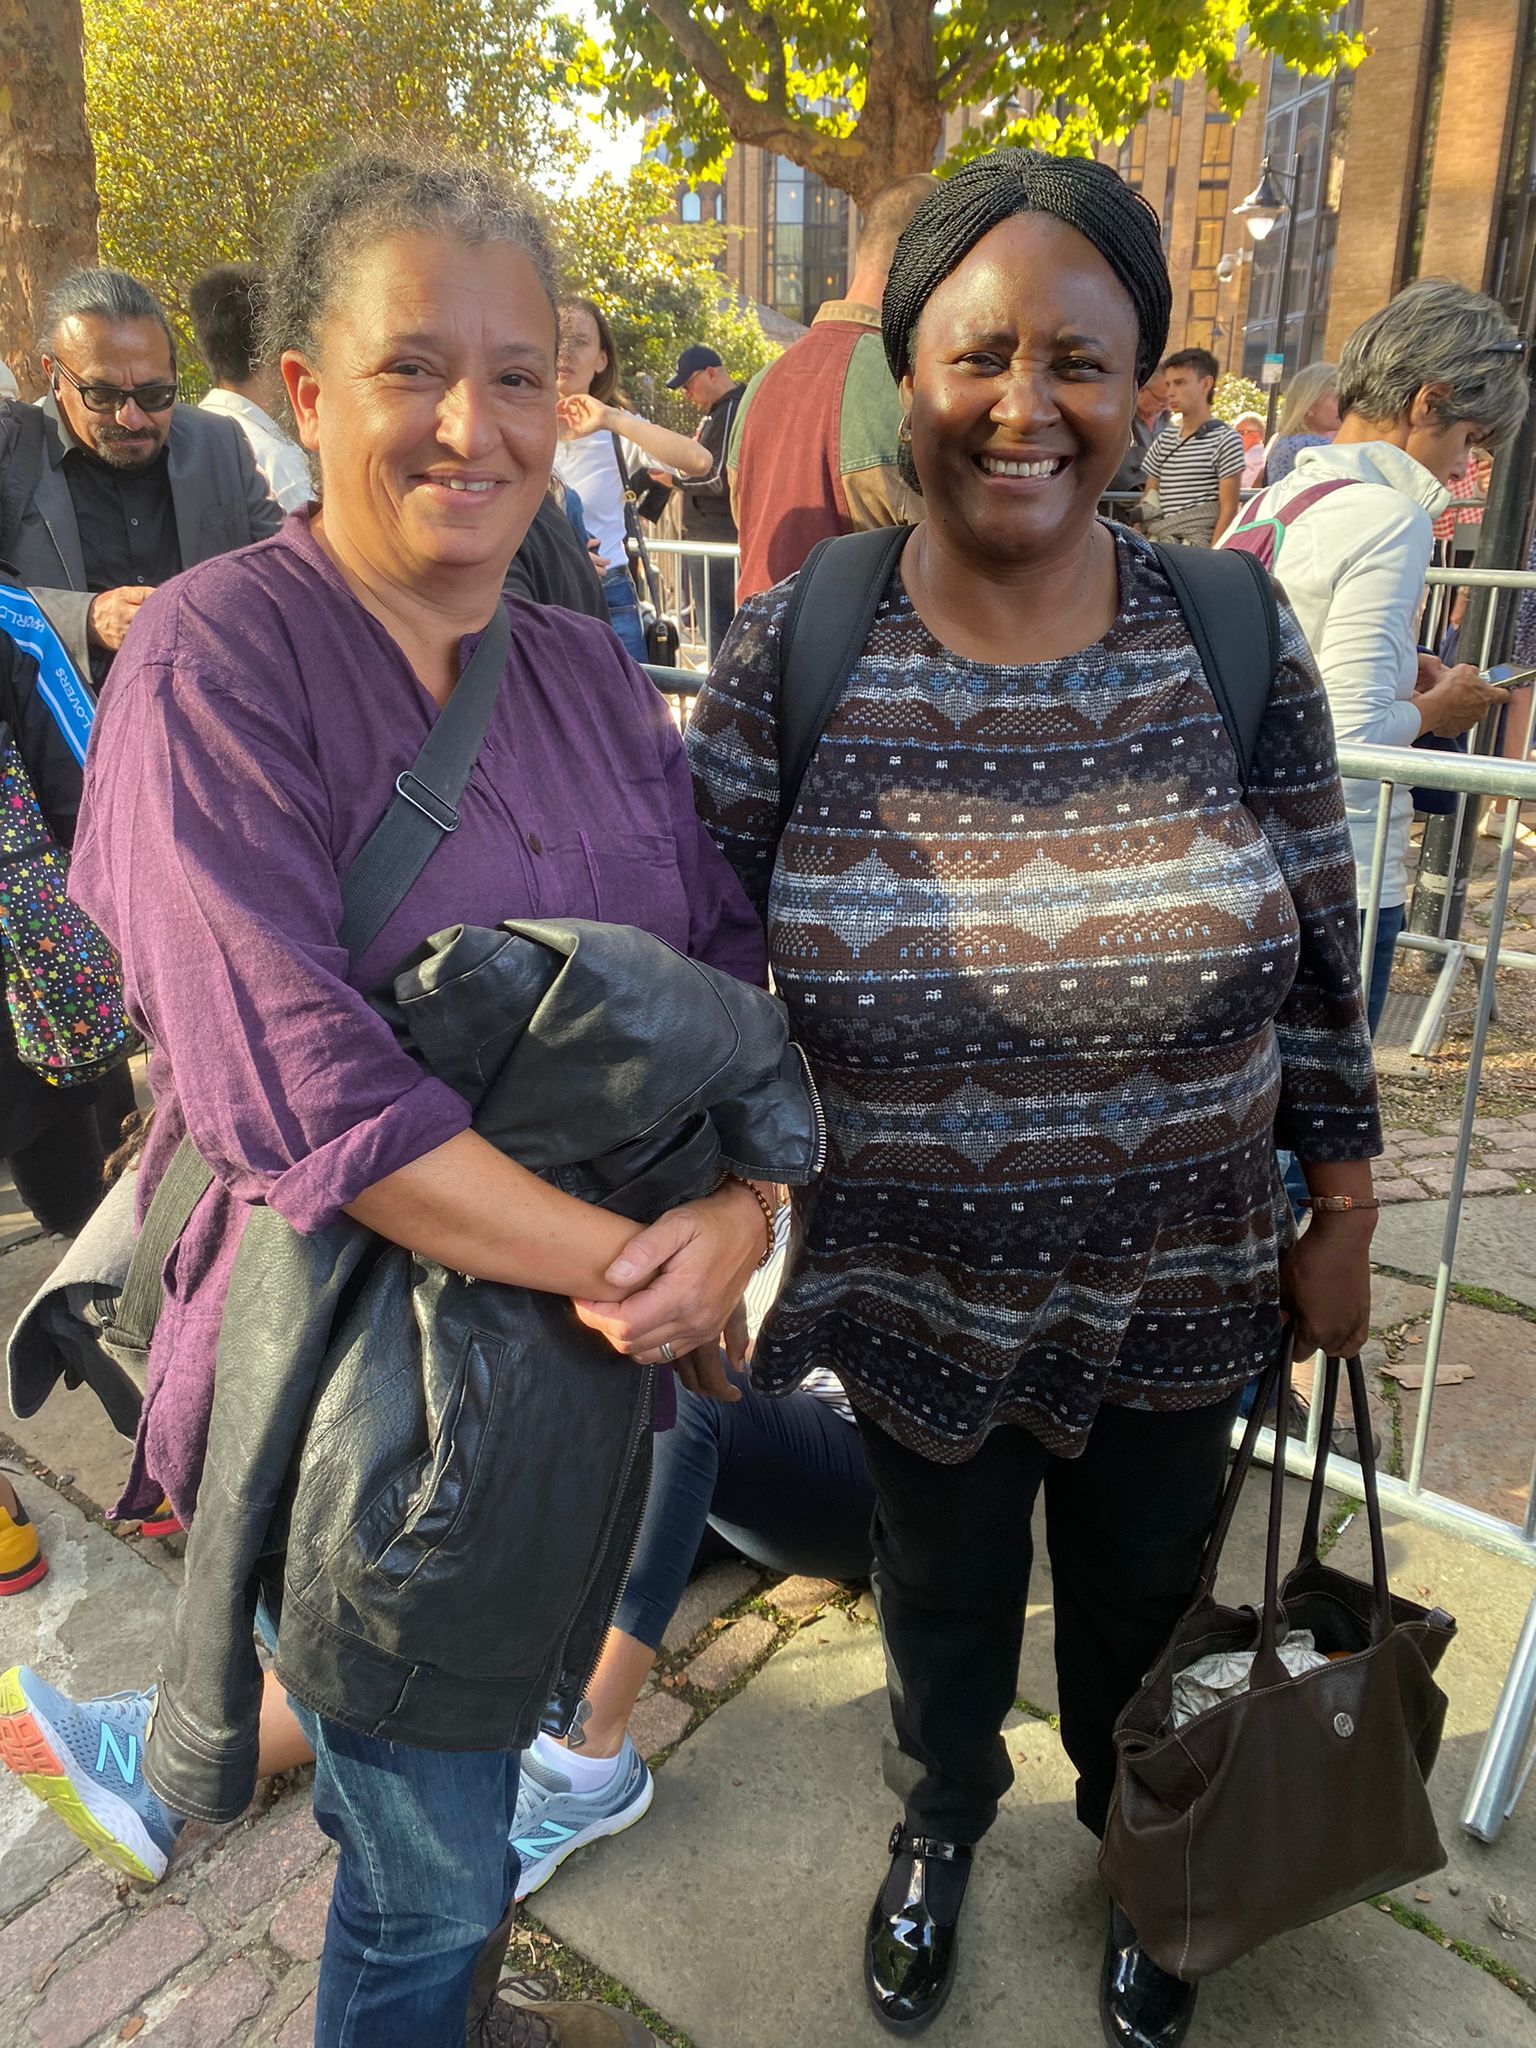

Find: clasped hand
[572,1180,767,1403]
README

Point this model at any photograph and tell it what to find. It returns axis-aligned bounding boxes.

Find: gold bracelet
[726,1174,779,1267]
[1302,1195,1380,1213]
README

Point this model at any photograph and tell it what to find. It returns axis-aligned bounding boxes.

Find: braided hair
[882,149,1171,389]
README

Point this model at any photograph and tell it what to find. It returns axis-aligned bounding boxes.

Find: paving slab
[0,1375,138,1528]
[535,1612,1533,2047]
[0,1474,175,1920]
[1374,1194,1536,1309]
[1328,1507,1536,1969]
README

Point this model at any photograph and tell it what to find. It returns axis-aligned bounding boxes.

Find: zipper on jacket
[575,1371,655,1704]
[541,1360,655,1736]
[794,1042,829,1175]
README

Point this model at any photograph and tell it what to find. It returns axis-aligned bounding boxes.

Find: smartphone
[1483,664,1536,688]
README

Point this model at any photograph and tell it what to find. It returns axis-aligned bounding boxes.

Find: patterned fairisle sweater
[687,526,1382,1464]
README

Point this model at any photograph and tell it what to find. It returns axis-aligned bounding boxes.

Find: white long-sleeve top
[1222,440,1449,907]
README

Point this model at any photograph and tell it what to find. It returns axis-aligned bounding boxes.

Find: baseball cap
[666,345,723,389]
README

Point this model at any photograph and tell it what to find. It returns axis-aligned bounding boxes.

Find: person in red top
[727,176,933,600]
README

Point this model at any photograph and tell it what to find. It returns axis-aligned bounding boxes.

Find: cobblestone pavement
[8,864,1536,2044]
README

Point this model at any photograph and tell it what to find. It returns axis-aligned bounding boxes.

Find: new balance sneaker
[0,1669,185,1883]
[510,1737,654,1899]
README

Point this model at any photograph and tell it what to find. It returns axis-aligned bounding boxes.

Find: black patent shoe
[1099,1904,1199,2048]
[864,1821,972,2035]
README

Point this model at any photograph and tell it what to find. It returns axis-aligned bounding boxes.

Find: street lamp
[1234,153,1301,435]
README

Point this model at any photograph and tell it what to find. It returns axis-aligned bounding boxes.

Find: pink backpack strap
[1223,477,1360,569]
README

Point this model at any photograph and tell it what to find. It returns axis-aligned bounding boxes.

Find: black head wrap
[882,149,1171,388]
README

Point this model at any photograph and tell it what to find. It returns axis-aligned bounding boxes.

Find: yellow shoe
[0,1495,46,1596]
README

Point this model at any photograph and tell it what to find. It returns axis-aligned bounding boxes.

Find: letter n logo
[96,1723,137,1787]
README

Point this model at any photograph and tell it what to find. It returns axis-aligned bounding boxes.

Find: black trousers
[856,1390,1243,1843]
[6,1061,135,1237]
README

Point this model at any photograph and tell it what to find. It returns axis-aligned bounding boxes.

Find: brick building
[685,0,1535,375]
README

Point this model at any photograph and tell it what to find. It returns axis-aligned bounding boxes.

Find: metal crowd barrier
[641,537,740,671]
[644,547,1536,1843]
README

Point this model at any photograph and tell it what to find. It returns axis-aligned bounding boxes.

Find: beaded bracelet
[725,1174,779,1267]
[1301,1195,1380,1213]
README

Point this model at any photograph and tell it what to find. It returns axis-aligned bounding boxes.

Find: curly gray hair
[1335,279,1528,447]
[262,144,558,367]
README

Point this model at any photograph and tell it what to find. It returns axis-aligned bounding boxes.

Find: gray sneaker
[510,1737,654,1900]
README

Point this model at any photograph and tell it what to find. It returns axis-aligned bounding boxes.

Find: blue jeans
[614,1377,875,1651]
[601,568,645,661]
[1362,902,1406,1038]
[286,1696,520,2048]
[249,1604,518,2048]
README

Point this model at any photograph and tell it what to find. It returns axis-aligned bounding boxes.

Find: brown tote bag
[1098,1347,1457,1981]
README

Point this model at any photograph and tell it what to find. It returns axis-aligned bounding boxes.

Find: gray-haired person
[1222,277,1528,1031]
[3,267,281,681]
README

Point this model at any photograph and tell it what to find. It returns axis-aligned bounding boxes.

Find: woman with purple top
[0,149,774,2048]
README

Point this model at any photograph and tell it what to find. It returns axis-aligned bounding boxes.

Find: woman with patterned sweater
[684,151,1381,2048]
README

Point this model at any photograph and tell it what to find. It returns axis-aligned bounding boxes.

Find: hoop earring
[897,413,912,446]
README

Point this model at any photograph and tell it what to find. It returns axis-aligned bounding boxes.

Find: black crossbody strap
[776,524,912,837]
[1152,543,1280,793]
[112,601,511,1355]
[337,600,510,959]
[610,432,663,613]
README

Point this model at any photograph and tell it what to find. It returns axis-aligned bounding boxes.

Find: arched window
[679,191,702,224]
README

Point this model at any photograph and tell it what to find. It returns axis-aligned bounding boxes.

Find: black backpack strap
[776,523,912,837]
[112,599,512,1355]
[1152,542,1280,792]
[0,402,48,573]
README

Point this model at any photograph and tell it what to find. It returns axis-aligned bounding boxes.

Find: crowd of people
[0,134,1529,2048]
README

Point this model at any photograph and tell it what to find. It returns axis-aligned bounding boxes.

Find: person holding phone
[1221,278,1528,1030]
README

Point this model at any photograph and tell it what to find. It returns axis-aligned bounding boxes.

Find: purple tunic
[69,515,765,1521]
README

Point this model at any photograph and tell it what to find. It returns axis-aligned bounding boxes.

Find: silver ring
[658,1341,676,1363]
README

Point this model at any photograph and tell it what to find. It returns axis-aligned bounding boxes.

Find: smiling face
[281,230,557,591]
[901,212,1140,570]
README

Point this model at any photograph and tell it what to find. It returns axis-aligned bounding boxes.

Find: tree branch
[635,0,836,161]
[934,13,1034,108]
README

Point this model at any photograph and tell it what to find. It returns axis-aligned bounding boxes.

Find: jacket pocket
[368,1324,503,1586]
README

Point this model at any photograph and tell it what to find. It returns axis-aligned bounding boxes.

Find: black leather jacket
[141,917,821,1823]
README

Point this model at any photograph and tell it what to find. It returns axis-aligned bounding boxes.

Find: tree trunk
[0,0,98,396]
[842,0,944,210]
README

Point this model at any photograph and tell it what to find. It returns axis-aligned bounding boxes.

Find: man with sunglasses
[3,268,281,684]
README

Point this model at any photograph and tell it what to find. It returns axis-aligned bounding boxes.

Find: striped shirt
[687,526,1380,1464]
[1146,418,1246,513]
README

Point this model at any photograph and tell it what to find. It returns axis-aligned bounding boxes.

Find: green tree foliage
[554,164,779,402]
[1213,372,1267,424]
[83,0,586,365]
[582,0,1364,210]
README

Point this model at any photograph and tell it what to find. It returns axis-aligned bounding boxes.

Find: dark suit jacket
[10,394,283,674]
